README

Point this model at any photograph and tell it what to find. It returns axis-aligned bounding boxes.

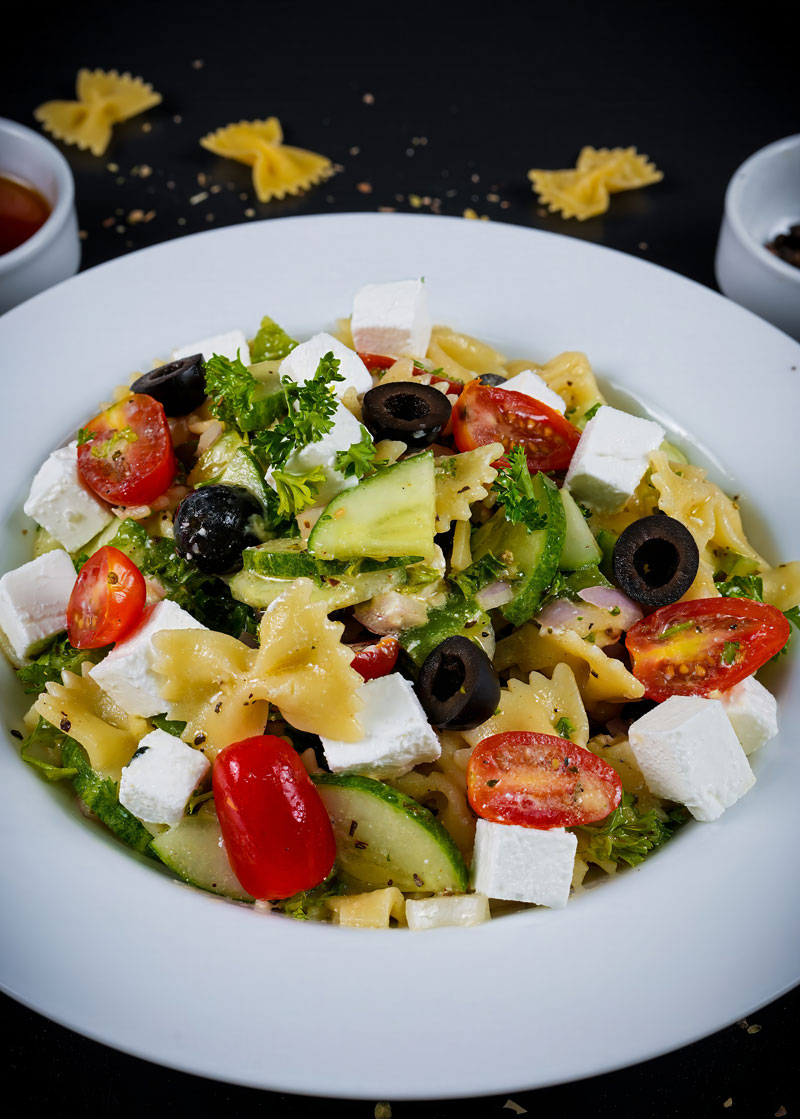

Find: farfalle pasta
[528,146,663,220]
[34,69,161,156]
[200,117,334,202]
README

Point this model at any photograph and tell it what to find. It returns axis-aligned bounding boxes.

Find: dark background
[3,0,798,1114]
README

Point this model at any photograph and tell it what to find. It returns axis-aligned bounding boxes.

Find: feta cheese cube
[119,728,210,824]
[24,442,114,552]
[718,675,778,755]
[320,673,441,777]
[471,820,577,909]
[90,599,206,718]
[265,402,365,506]
[171,329,251,366]
[628,695,755,821]
[0,550,77,665]
[351,279,432,360]
[500,370,566,414]
[279,332,372,398]
[406,893,491,930]
[564,405,664,512]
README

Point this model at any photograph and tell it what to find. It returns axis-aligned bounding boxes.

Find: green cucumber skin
[313,773,469,894]
[60,738,156,857]
[243,542,421,581]
[150,807,253,902]
[307,451,436,561]
[228,566,406,611]
[399,597,493,668]
[559,488,602,570]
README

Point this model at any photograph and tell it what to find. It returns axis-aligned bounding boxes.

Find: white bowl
[0,117,81,314]
[715,134,800,340]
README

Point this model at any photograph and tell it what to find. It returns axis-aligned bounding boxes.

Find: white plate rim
[1,212,799,1100]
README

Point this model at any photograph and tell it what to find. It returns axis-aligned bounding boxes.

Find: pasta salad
[2,279,798,930]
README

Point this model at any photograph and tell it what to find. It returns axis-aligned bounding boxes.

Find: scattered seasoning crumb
[463,208,478,219]
[503,1101,528,1115]
[125,240,133,248]
[737,1019,749,1029]
[127,209,146,224]
[244,207,256,218]
[362,92,375,104]
[192,58,205,69]
[239,192,248,201]
[115,225,125,234]
[205,213,214,222]
[10,729,22,740]
[136,164,153,178]
[471,173,480,183]
[141,121,152,133]
[177,217,187,225]
[166,180,175,189]
[394,193,404,202]
[115,176,125,185]
[189,191,209,205]
[747,1023,761,1034]
[101,217,114,228]
[500,200,510,209]
[197,172,207,187]
[374,1104,391,1119]
[412,136,428,146]
[79,230,88,240]
[487,192,500,203]
[639,241,649,250]
[173,114,183,124]
[349,145,360,156]
[378,206,396,213]
[406,148,415,157]
[775,1107,787,1117]
[357,181,373,194]
[106,162,119,173]
[409,194,422,209]
[723,1099,733,1109]
[210,184,222,194]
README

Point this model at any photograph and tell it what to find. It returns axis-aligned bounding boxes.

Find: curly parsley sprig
[252,352,343,471]
[493,446,547,532]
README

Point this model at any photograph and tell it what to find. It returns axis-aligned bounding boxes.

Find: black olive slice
[173,484,262,575]
[612,514,699,607]
[362,382,452,448]
[131,354,207,416]
[476,373,507,386]
[415,635,500,730]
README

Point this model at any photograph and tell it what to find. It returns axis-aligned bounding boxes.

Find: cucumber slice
[471,472,566,626]
[595,528,618,581]
[150,803,253,901]
[60,738,156,857]
[307,451,436,561]
[559,488,602,570]
[313,773,469,893]
[399,595,494,667]
[228,566,406,611]
[218,446,271,509]
[242,539,421,580]
[188,429,244,488]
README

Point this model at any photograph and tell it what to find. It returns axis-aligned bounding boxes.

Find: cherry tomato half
[213,735,336,900]
[625,597,791,701]
[452,380,581,474]
[349,636,400,681]
[467,731,623,828]
[358,352,396,373]
[67,546,146,649]
[77,393,177,506]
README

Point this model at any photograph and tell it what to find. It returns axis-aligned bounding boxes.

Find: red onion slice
[578,586,643,629]
[475,580,515,611]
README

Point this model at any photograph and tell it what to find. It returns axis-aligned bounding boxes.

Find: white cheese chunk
[119,728,210,825]
[90,599,206,718]
[717,675,778,755]
[350,279,432,360]
[564,405,664,512]
[628,695,755,822]
[0,550,77,665]
[265,402,365,506]
[406,893,491,931]
[23,442,114,552]
[500,369,566,414]
[279,332,372,398]
[171,329,251,366]
[471,820,577,909]
[320,673,441,777]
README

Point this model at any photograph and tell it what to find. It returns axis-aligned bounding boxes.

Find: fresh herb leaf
[149,714,188,737]
[658,620,695,641]
[19,717,78,781]
[554,716,575,739]
[16,634,106,695]
[273,872,346,921]
[205,353,265,434]
[493,446,547,532]
[582,402,602,423]
[451,550,508,598]
[715,573,764,601]
[76,427,96,446]
[578,791,687,868]
[334,427,380,480]
[785,605,800,633]
[249,315,298,363]
[721,640,740,665]
[252,352,343,471]
[268,465,327,518]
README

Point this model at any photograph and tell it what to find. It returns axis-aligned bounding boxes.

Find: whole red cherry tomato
[349,636,400,681]
[67,546,146,649]
[77,393,177,506]
[467,731,622,828]
[625,597,791,701]
[452,380,581,474]
[213,735,336,900]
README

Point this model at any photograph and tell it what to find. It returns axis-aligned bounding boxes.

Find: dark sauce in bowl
[765,223,800,271]
[0,173,51,255]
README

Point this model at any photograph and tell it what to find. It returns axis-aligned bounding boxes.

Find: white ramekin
[715,134,800,341]
[0,117,81,314]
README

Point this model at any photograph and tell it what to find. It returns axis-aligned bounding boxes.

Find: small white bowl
[0,117,81,314]
[715,134,800,340]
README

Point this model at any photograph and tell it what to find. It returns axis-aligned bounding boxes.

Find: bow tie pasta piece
[200,118,334,202]
[34,69,162,157]
[460,663,589,750]
[528,146,663,220]
[434,443,503,533]
[152,578,363,754]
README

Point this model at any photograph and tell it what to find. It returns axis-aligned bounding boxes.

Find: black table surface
[3,1,798,1113]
